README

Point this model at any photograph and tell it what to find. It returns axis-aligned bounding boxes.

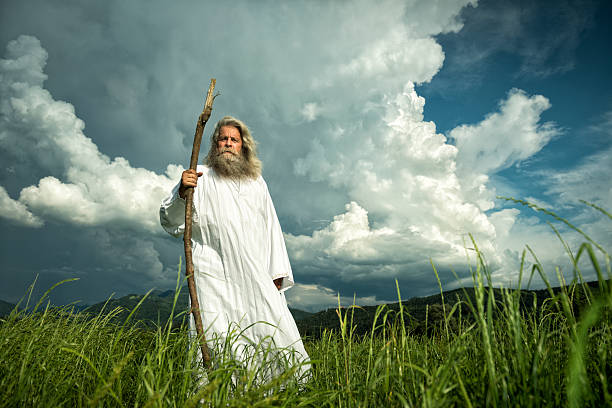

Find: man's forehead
[219,125,240,135]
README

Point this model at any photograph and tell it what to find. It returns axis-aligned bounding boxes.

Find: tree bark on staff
[184,79,216,368]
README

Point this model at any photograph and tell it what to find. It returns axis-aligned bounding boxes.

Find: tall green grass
[1,201,610,407]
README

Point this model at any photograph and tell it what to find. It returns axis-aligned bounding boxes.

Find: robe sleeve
[159,181,186,237]
[262,178,295,292]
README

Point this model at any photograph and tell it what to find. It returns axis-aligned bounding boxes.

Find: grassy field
[1,204,610,407]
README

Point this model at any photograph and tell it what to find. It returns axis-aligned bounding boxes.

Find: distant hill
[0,299,17,317]
[296,280,609,338]
[2,281,607,337]
[0,288,314,327]
[80,288,314,328]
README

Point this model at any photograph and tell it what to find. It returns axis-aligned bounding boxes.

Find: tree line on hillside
[3,280,606,339]
[0,288,313,329]
[296,280,608,338]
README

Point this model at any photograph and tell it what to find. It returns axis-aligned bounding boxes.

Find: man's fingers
[183,170,203,177]
[181,169,201,188]
[179,169,201,198]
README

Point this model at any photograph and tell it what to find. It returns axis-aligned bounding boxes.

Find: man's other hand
[179,169,203,199]
[273,278,283,291]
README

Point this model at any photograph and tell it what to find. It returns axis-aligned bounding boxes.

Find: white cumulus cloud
[451,88,559,175]
[285,283,382,313]
[289,82,562,294]
[337,32,444,85]
[0,186,43,227]
[0,35,182,233]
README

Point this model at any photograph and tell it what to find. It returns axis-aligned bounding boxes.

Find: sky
[1,0,610,312]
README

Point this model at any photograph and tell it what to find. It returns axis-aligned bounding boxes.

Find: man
[160,116,309,381]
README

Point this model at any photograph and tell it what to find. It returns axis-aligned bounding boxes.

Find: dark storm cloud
[1,0,607,313]
[0,0,479,308]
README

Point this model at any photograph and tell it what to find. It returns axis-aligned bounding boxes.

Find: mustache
[217,147,238,156]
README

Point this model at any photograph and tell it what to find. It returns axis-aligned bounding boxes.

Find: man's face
[217,125,243,158]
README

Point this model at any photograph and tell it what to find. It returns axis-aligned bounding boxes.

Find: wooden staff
[184,78,216,368]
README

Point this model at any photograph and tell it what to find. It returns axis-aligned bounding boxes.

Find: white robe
[160,165,309,380]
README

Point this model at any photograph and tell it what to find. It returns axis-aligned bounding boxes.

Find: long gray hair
[205,116,262,179]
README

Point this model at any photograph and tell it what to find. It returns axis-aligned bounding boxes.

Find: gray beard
[209,150,252,180]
